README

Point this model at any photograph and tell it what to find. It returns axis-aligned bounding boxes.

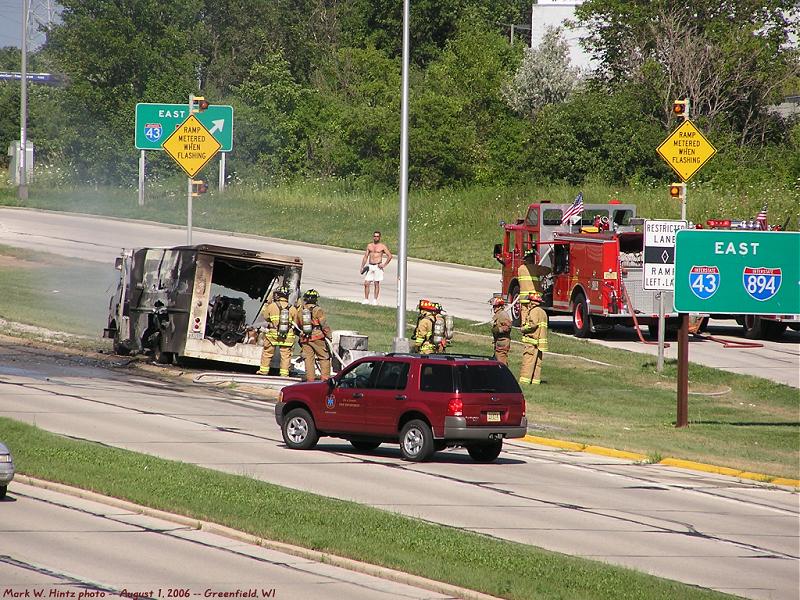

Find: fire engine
[494,200,677,338]
[697,217,800,339]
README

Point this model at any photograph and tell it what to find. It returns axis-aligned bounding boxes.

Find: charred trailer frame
[104,244,302,366]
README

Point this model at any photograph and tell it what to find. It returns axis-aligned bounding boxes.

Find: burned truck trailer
[104,244,303,366]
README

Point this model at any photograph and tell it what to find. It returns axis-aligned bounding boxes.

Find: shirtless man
[360,231,392,305]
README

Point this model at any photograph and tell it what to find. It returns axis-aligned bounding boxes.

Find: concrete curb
[16,475,503,600]
[522,435,800,488]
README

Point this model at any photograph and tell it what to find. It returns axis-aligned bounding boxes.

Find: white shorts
[364,263,384,282]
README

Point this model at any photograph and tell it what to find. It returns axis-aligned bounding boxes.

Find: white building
[530,0,594,72]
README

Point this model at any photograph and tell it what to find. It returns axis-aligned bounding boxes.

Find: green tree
[342,0,529,66]
[528,87,665,185]
[46,0,204,182]
[422,15,528,185]
[230,53,310,182]
[309,45,402,184]
[503,26,582,120]
[574,0,800,144]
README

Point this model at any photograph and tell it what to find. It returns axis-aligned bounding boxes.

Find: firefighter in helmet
[518,248,540,295]
[489,296,512,365]
[413,299,439,354]
[519,291,548,385]
[432,302,453,353]
[257,285,298,377]
[296,289,333,382]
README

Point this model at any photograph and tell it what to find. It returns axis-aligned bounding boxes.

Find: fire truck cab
[494,201,677,337]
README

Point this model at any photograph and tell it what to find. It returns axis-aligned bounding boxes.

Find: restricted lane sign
[656,120,717,182]
[135,103,234,151]
[674,230,800,314]
[162,114,221,178]
[643,219,687,290]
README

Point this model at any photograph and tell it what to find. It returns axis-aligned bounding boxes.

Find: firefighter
[413,299,439,354]
[519,291,548,385]
[518,248,540,295]
[296,289,333,382]
[490,297,512,365]
[432,302,453,353]
[257,286,297,377]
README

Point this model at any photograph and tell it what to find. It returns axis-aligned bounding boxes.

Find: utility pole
[393,0,411,353]
[18,0,29,201]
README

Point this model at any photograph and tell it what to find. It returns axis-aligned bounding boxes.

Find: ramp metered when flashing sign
[643,220,687,291]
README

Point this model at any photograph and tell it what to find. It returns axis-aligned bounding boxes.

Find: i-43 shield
[144,123,162,143]
[743,267,782,302]
[689,265,720,300]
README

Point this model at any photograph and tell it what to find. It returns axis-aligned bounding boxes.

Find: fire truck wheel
[572,293,591,338]
[742,315,767,340]
[509,283,521,327]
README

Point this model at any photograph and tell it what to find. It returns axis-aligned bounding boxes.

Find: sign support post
[676,314,689,427]
[138,150,145,207]
[187,94,194,244]
[219,152,226,194]
[657,292,666,372]
[187,177,193,245]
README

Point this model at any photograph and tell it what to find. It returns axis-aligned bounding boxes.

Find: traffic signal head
[669,183,685,199]
[191,180,208,197]
[672,99,689,119]
[191,96,209,112]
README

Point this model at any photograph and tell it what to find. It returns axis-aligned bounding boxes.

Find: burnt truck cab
[104,244,302,365]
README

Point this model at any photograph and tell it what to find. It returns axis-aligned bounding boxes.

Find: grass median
[2,417,733,600]
[0,244,797,480]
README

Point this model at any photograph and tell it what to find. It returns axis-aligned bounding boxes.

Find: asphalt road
[0,343,796,600]
[1,481,458,600]
[0,208,797,387]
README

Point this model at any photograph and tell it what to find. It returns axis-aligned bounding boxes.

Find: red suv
[274,353,528,462]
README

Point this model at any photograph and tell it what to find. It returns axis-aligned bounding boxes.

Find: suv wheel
[467,440,503,462]
[400,419,434,462]
[0,485,6,499]
[282,408,319,450]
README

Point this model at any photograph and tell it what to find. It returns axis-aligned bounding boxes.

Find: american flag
[561,192,584,225]
[755,205,768,230]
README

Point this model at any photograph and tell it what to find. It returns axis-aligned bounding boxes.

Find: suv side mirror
[493,243,505,265]
[327,378,335,390]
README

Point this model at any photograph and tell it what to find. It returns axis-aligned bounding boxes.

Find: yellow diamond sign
[657,120,717,182]
[162,114,221,178]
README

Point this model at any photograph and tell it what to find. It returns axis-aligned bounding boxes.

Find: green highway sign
[135,103,233,151]
[674,230,800,315]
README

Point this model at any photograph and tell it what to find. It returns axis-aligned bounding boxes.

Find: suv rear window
[457,364,521,393]
[419,362,521,394]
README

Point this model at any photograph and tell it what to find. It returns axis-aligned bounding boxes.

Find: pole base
[392,337,412,353]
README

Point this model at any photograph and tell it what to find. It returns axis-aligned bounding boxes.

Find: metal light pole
[18,0,29,201]
[392,0,411,353]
